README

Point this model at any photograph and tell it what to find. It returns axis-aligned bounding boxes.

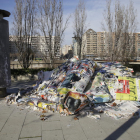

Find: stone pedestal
[0,9,11,97]
[0,88,6,98]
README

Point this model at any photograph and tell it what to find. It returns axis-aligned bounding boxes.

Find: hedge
[11,68,53,76]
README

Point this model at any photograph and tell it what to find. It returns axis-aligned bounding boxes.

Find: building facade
[72,37,80,57]
[9,36,61,59]
[72,29,140,60]
[134,33,140,57]
[61,45,72,55]
[82,29,97,59]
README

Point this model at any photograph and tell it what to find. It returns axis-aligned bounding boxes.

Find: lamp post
[0,9,11,97]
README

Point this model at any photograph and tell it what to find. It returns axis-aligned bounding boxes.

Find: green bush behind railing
[11,68,53,76]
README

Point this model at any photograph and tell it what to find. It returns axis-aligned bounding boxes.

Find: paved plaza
[0,80,140,140]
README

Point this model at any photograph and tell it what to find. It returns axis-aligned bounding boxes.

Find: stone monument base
[0,87,7,98]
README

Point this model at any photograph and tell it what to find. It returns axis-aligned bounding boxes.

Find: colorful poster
[85,72,113,103]
[64,91,88,114]
[115,76,140,101]
[116,80,130,94]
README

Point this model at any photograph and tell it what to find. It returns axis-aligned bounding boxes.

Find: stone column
[0,9,11,97]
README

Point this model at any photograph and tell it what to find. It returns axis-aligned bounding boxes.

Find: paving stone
[44,112,60,121]
[42,120,61,131]
[60,116,87,140]
[0,103,15,132]
[127,123,140,140]
[19,137,41,140]
[59,115,75,122]
[98,115,135,140]
[42,130,64,140]
[64,132,88,140]
[61,120,85,136]
[0,108,27,140]
[19,112,41,138]
[116,117,140,140]
[79,116,107,140]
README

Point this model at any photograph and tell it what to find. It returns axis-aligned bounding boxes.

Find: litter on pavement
[5,56,140,120]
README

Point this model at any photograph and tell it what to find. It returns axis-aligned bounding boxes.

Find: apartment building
[61,45,72,55]
[72,29,140,60]
[97,31,106,57]
[31,36,40,53]
[133,33,140,57]
[9,36,60,59]
[81,29,97,59]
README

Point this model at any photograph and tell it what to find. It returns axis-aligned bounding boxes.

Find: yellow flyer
[115,76,140,101]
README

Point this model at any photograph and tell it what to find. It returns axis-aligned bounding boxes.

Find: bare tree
[73,0,87,60]
[102,0,137,63]
[37,0,69,68]
[11,0,37,69]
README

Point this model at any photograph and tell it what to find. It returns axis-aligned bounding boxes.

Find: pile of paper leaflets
[6,56,140,120]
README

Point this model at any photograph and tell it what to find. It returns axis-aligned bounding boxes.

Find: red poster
[116,80,130,94]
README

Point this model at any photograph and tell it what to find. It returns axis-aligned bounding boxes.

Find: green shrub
[11,68,53,76]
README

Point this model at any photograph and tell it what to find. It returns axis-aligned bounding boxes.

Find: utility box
[0,9,11,97]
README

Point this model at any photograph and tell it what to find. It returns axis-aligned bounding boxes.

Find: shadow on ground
[105,113,139,140]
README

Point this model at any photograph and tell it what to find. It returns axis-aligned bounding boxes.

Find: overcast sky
[1,0,140,46]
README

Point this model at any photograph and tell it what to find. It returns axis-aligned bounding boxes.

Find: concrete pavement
[0,80,140,140]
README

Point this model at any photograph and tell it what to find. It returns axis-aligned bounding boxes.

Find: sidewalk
[0,80,140,140]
